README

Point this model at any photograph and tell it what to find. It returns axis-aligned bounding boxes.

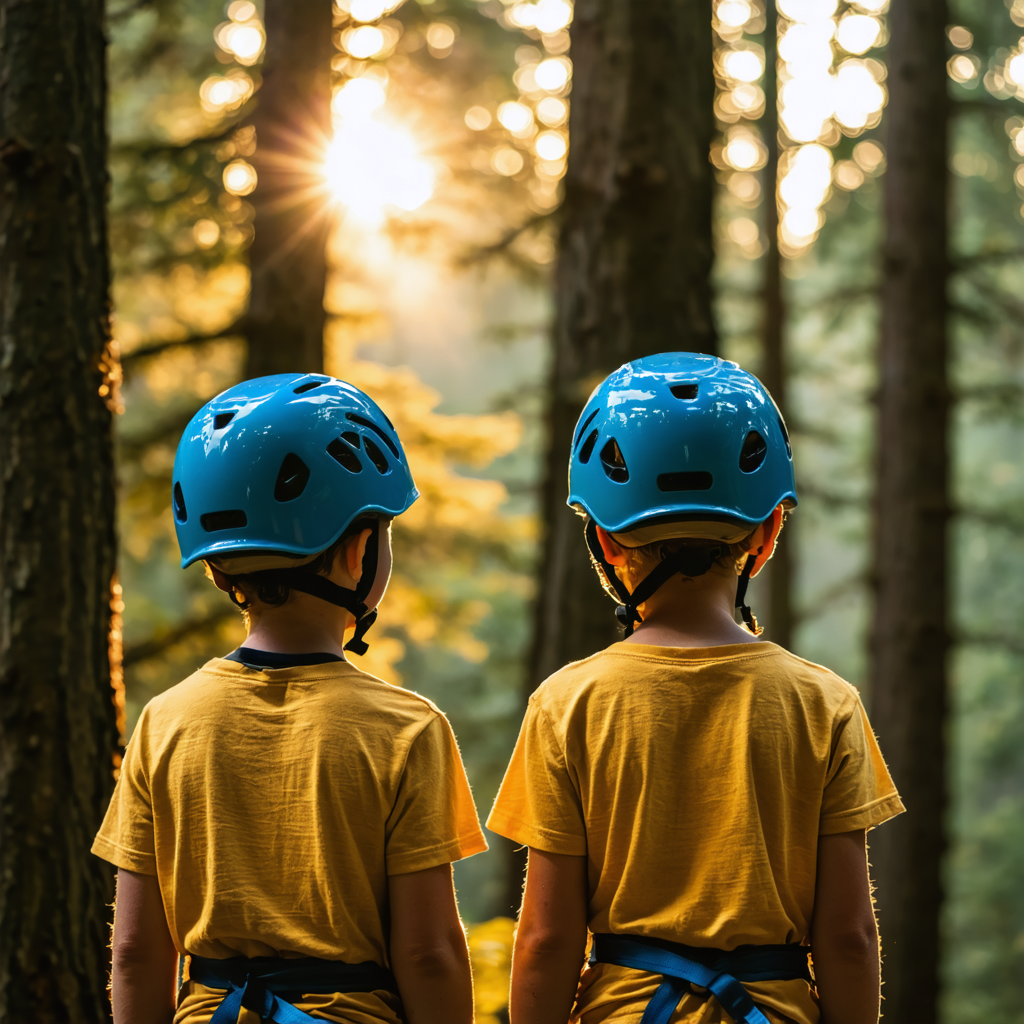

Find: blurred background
[107,0,1022,1020]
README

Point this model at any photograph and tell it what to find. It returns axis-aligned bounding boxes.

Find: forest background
[1,0,1022,1021]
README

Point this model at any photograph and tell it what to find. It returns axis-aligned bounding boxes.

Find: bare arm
[388,863,473,1024]
[810,830,880,1024]
[111,868,178,1024]
[510,848,588,1024]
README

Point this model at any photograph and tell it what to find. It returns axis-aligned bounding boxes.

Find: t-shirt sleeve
[820,693,906,835]
[486,697,586,856]
[384,713,488,875]
[91,706,158,875]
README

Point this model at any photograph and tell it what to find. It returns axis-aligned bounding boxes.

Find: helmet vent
[274,453,310,502]
[657,472,713,492]
[327,437,363,473]
[600,438,629,483]
[341,431,361,448]
[578,429,599,464]
[670,384,699,400]
[293,378,327,394]
[173,482,187,523]
[213,412,235,430]
[363,437,390,474]
[346,412,400,459]
[778,415,792,459]
[574,408,599,451]
[200,509,248,532]
[739,430,768,473]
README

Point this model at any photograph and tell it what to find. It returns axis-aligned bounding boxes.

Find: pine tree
[0,0,120,1019]
[528,0,718,690]
[868,0,950,1018]
[245,0,335,376]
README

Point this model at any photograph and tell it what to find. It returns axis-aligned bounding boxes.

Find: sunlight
[323,63,435,224]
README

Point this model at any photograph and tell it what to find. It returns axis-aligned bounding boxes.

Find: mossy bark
[868,0,950,1018]
[0,0,120,1020]
[245,0,335,377]
[507,0,717,912]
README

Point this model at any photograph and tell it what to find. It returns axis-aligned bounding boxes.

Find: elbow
[515,923,586,959]
[392,931,468,975]
[814,920,878,962]
[112,936,161,972]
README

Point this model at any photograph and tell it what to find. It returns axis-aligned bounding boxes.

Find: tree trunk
[245,0,335,377]
[0,1,120,1021]
[868,1,950,1019]
[506,0,717,912]
[758,0,794,651]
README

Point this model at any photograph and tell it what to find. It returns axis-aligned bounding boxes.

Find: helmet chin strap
[584,520,761,638]
[223,520,381,655]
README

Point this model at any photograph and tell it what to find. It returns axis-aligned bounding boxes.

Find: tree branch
[955,629,1024,656]
[121,320,246,369]
[458,212,553,267]
[123,608,238,668]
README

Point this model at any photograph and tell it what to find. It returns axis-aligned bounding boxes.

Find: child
[487,353,904,1024]
[93,374,487,1024]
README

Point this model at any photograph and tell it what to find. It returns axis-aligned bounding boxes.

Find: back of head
[173,373,417,568]
[566,352,797,634]
[172,373,419,653]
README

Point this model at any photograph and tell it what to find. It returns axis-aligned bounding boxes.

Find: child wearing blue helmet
[92,374,486,1024]
[488,354,904,1024]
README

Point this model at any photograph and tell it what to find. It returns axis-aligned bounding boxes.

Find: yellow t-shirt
[487,641,904,1024]
[93,657,488,1024]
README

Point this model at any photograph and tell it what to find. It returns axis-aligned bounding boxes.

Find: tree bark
[758,0,794,651]
[868,1,950,1020]
[245,0,335,377]
[506,0,717,911]
[0,1,120,1021]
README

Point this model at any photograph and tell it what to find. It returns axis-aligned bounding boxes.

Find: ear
[207,564,235,594]
[345,526,374,583]
[595,525,629,567]
[745,505,785,579]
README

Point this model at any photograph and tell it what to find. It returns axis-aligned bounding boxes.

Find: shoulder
[757,644,863,715]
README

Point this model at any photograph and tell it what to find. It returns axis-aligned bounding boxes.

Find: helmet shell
[172,373,419,567]
[567,352,796,536]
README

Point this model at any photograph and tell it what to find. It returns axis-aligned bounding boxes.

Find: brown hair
[206,517,378,614]
[585,516,756,601]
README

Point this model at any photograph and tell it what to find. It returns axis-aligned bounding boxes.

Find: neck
[623,562,760,649]
[242,592,355,658]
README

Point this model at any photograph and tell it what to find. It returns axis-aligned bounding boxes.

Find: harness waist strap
[590,934,812,1024]
[188,954,398,1024]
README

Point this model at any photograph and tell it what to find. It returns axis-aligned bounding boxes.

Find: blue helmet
[568,352,796,541]
[568,353,796,638]
[173,373,419,568]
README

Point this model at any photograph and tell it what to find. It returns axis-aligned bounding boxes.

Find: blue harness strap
[590,934,812,1024]
[188,954,398,1024]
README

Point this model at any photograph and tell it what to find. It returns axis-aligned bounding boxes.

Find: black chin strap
[225,521,381,655]
[584,520,761,638]
[734,554,761,636]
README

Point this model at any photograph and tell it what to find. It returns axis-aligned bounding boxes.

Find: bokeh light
[836,15,881,54]
[193,219,221,248]
[498,101,533,133]
[724,49,764,82]
[465,106,492,131]
[492,148,525,176]
[227,1,255,21]
[427,22,456,55]
[535,57,571,92]
[199,70,254,113]
[536,96,568,126]
[332,77,387,119]
[350,0,388,22]
[223,159,257,196]
[534,130,567,161]
[342,25,386,59]
[508,0,573,32]
[718,1,753,29]
[215,22,264,63]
